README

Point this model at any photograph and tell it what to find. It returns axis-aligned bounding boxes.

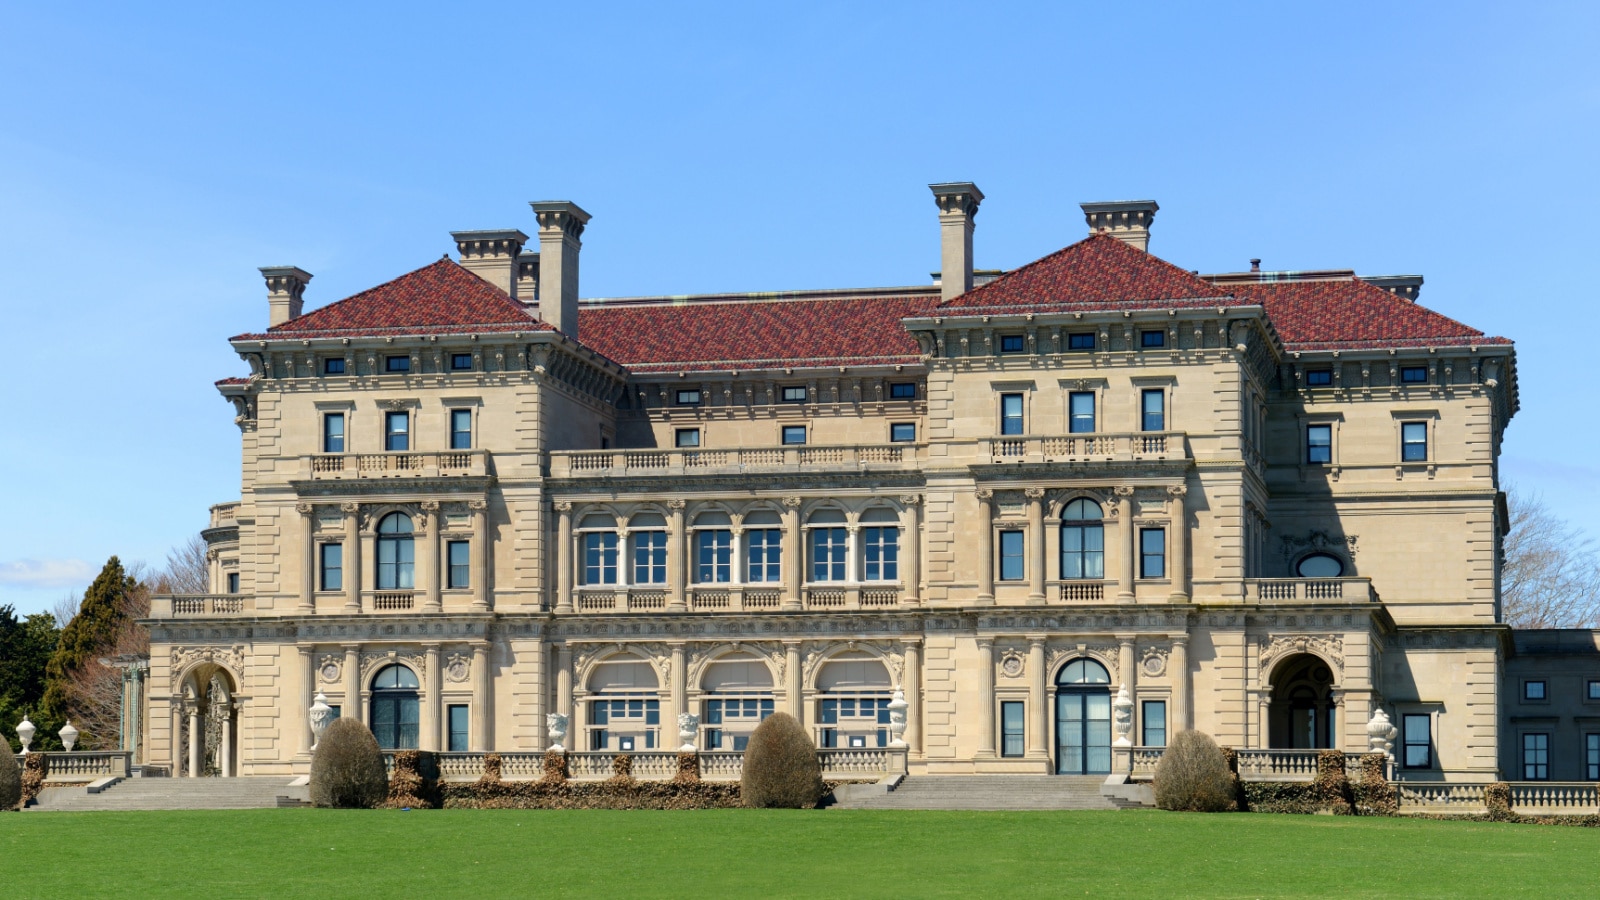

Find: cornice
[289,476,496,498]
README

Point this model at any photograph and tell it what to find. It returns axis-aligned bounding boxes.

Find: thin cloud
[0,558,96,589]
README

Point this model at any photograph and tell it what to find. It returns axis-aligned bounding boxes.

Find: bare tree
[55,563,153,750]
[51,593,80,630]
[152,535,209,595]
[1501,485,1600,629]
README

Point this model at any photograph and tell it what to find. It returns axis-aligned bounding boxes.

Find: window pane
[448,705,470,752]
[1000,394,1024,435]
[1307,425,1331,464]
[1001,701,1025,757]
[386,412,410,451]
[1068,333,1095,350]
[676,428,700,448]
[320,544,342,592]
[782,426,807,445]
[1069,392,1095,433]
[1142,701,1166,747]
[890,423,916,442]
[1140,529,1165,579]
[447,541,470,589]
[451,409,473,450]
[1306,369,1332,386]
[1000,334,1025,353]
[890,383,916,399]
[1141,390,1164,432]
[1402,422,1427,462]
[324,358,346,375]
[451,353,473,371]
[1141,330,1165,348]
[386,356,411,373]
[323,414,345,453]
[999,530,1024,581]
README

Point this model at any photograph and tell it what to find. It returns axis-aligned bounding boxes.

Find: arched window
[370,664,419,750]
[1296,553,1344,578]
[579,513,619,585]
[587,659,661,751]
[816,652,893,749]
[694,511,734,584]
[629,512,667,585]
[859,507,900,582]
[1060,499,1105,580]
[1055,657,1112,774]
[376,513,415,590]
[807,508,848,582]
[700,653,776,751]
[1056,657,1111,685]
[744,509,783,583]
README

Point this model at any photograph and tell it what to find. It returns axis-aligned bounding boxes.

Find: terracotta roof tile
[1228,278,1511,351]
[231,258,548,341]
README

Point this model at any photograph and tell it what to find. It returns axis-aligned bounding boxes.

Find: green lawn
[4,809,1599,897]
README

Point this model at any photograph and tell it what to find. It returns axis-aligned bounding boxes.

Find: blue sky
[1,1,1596,616]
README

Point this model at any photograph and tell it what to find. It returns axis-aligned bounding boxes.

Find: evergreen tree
[0,605,62,752]
[41,557,137,732]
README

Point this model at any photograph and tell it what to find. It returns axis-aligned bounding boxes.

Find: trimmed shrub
[0,750,20,811]
[19,754,45,807]
[741,712,823,809]
[384,750,438,809]
[310,718,388,809]
[673,750,700,784]
[1153,730,1235,812]
[1351,753,1397,815]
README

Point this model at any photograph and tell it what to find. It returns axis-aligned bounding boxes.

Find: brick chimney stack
[452,230,529,298]
[530,201,592,338]
[260,266,312,328]
[930,182,984,302]
[1081,200,1159,251]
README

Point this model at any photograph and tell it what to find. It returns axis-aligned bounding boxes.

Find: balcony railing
[804,585,903,610]
[149,594,248,618]
[302,450,489,480]
[1056,581,1107,603]
[1245,578,1377,604]
[14,751,133,781]
[209,501,241,528]
[984,431,1185,464]
[381,748,907,783]
[550,443,925,478]
[1129,748,1342,783]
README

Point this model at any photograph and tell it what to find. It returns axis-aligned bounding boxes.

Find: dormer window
[782,386,807,403]
[1306,369,1332,387]
[1068,333,1096,351]
[451,353,473,371]
[1000,334,1025,353]
[890,383,916,400]
[676,389,702,406]
[323,358,346,375]
[385,356,411,373]
[1400,366,1428,384]
[1141,330,1166,348]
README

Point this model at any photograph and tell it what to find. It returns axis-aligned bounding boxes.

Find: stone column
[129,665,144,764]
[471,642,492,751]
[1119,637,1137,742]
[423,644,442,751]
[555,502,574,613]
[187,701,201,777]
[899,496,922,604]
[469,499,490,611]
[421,501,442,612]
[1168,485,1189,601]
[298,646,315,755]
[1115,486,1135,600]
[1171,635,1189,735]
[670,643,688,730]
[975,490,995,605]
[220,701,234,777]
[1028,637,1048,759]
[976,637,996,758]
[1026,488,1046,605]
[667,499,687,611]
[343,503,362,612]
[343,645,361,724]
[298,503,315,613]
[845,524,861,583]
[782,497,803,610]
[785,641,803,720]
[556,644,573,718]
[529,639,547,752]
[903,642,922,755]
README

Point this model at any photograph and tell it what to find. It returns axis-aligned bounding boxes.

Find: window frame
[1139,528,1166,579]
[1305,368,1333,387]
[322,412,346,454]
[226,572,240,594]
[1586,732,1599,781]
[1067,391,1096,434]
[1523,680,1548,702]
[999,393,1025,436]
[1400,365,1428,385]
[999,334,1026,354]
[695,528,734,584]
[1401,713,1432,769]
[889,422,916,443]
[781,385,808,403]
[861,525,899,582]
[447,704,470,752]
[808,526,848,583]
[449,408,473,450]
[1140,388,1165,432]
[1588,679,1600,701]
[323,357,346,375]
[384,355,412,374]
[1523,732,1551,781]
[384,411,410,452]
[1401,421,1428,462]
[450,353,474,372]
[889,382,917,400]
[675,389,702,406]
[375,513,416,591]
[1141,700,1167,747]
[745,527,782,583]
[998,529,1025,582]
[781,425,807,446]
[1000,700,1025,758]
[674,427,701,449]
[1140,330,1166,349]
[319,542,343,592]
[1306,423,1333,465]
[446,539,470,590]
[1067,332,1096,351]
[632,529,668,585]
[582,531,620,586]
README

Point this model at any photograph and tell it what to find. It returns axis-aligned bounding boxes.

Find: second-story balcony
[301,449,490,480]
[549,443,924,478]
[983,431,1185,465]
[149,594,249,618]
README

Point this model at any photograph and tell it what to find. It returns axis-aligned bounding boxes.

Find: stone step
[28,777,306,811]
[832,775,1126,811]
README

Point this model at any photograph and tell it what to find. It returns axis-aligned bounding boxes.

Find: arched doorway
[1055,658,1112,774]
[699,653,776,751]
[180,666,238,777]
[370,664,420,750]
[1268,654,1336,749]
[815,652,893,749]
[586,659,661,751]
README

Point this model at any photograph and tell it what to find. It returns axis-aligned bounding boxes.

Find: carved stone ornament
[1280,529,1358,562]
[1023,487,1046,500]
[444,652,471,683]
[1257,634,1344,676]
[1112,685,1134,747]
[554,500,574,513]
[170,645,246,689]
[318,655,342,683]
[308,693,333,751]
[296,502,314,516]
[1113,485,1135,498]
[1141,646,1170,678]
[547,712,569,751]
[999,648,1026,678]
[419,500,441,513]
[361,648,427,680]
[899,494,922,507]
[782,496,803,509]
[677,712,699,751]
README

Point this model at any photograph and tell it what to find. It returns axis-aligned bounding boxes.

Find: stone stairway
[27,777,309,811]
[834,775,1140,810]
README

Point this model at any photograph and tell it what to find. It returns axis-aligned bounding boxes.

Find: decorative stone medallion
[999,650,1025,678]
[444,653,471,683]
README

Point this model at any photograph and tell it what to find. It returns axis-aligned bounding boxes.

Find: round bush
[1152,730,1235,812]
[310,718,388,809]
[0,749,20,811]
[740,712,823,809]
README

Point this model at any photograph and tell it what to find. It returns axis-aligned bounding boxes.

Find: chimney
[929,182,984,301]
[1081,200,1159,251]
[1364,275,1424,302]
[529,200,592,338]
[515,249,540,305]
[452,229,528,298]
[260,266,312,327]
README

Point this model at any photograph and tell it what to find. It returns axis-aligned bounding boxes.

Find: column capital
[782,496,803,509]
[296,502,315,516]
[420,500,441,513]
[975,636,995,650]
[340,501,360,514]
[667,498,687,510]
[1027,635,1048,649]
[1024,487,1046,500]
[467,499,488,511]
[1113,485,1135,498]
[554,500,574,513]
[975,488,994,501]
[1167,484,1188,498]
[899,494,922,507]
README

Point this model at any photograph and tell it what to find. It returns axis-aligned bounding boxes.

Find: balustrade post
[555,502,574,613]
[1026,488,1046,605]
[1115,486,1135,600]
[976,490,995,605]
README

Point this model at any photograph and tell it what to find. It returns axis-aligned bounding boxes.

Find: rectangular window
[322,413,346,453]
[810,528,847,582]
[1525,680,1547,701]
[999,530,1025,581]
[1401,422,1427,462]
[1141,389,1165,432]
[1142,701,1167,747]
[328,704,341,720]
[746,529,782,582]
[385,411,410,451]
[675,428,700,448]
[1590,679,1600,701]
[1068,332,1095,351]
[319,543,343,592]
[583,533,619,585]
[1523,732,1550,781]
[1000,393,1024,435]
[1306,424,1332,464]
[863,527,899,582]
[446,540,470,589]
[1141,330,1166,348]
[226,572,239,594]
[782,386,807,402]
[1139,528,1166,579]
[697,530,733,583]
[1587,733,1599,781]
[1068,392,1096,434]
[450,353,473,371]
[447,705,469,752]
[1001,701,1025,758]
[890,382,917,400]
[890,423,916,442]
[385,355,411,373]
[633,531,667,584]
[1306,368,1332,386]
[782,425,807,445]
[1402,714,1432,769]
[676,389,701,406]
[1000,334,1025,353]
[323,358,346,375]
[450,409,473,450]
[1400,365,1428,384]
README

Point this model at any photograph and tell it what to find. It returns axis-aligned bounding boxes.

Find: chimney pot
[1250,258,1261,272]
[530,201,592,338]
[1080,200,1159,251]
[259,266,312,328]
[451,229,528,298]
[929,182,984,301]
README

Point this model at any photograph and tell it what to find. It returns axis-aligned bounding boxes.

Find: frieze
[548,473,928,494]
[360,648,428,680]
[1395,630,1497,650]
[1256,634,1344,675]
[169,645,246,689]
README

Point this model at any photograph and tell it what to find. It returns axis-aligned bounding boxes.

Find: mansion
[144,184,1591,786]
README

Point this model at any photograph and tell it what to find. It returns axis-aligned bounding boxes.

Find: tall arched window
[807,508,848,582]
[1060,499,1105,580]
[629,512,667,585]
[579,513,620,585]
[859,507,900,582]
[1055,657,1112,775]
[376,513,415,590]
[370,664,420,750]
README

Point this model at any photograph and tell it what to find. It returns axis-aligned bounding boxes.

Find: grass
[4,809,1600,898]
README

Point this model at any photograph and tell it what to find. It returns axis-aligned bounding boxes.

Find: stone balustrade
[1127,747,1341,783]
[550,443,925,478]
[379,747,907,783]
[1508,783,1600,815]
[13,751,132,780]
[149,594,248,618]
[302,450,489,480]
[1244,578,1377,604]
[982,431,1185,464]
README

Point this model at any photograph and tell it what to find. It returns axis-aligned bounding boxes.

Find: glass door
[1055,690,1112,774]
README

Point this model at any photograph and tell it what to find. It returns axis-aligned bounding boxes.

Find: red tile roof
[231,258,549,341]
[938,233,1232,314]
[576,296,938,373]
[1226,278,1511,351]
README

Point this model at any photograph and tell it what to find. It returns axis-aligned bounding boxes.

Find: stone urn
[16,716,35,754]
[1366,709,1394,757]
[59,721,79,752]
[1112,685,1135,748]
[886,689,909,748]
[308,692,333,752]
[677,712,699,751]
[546,712,569,752]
